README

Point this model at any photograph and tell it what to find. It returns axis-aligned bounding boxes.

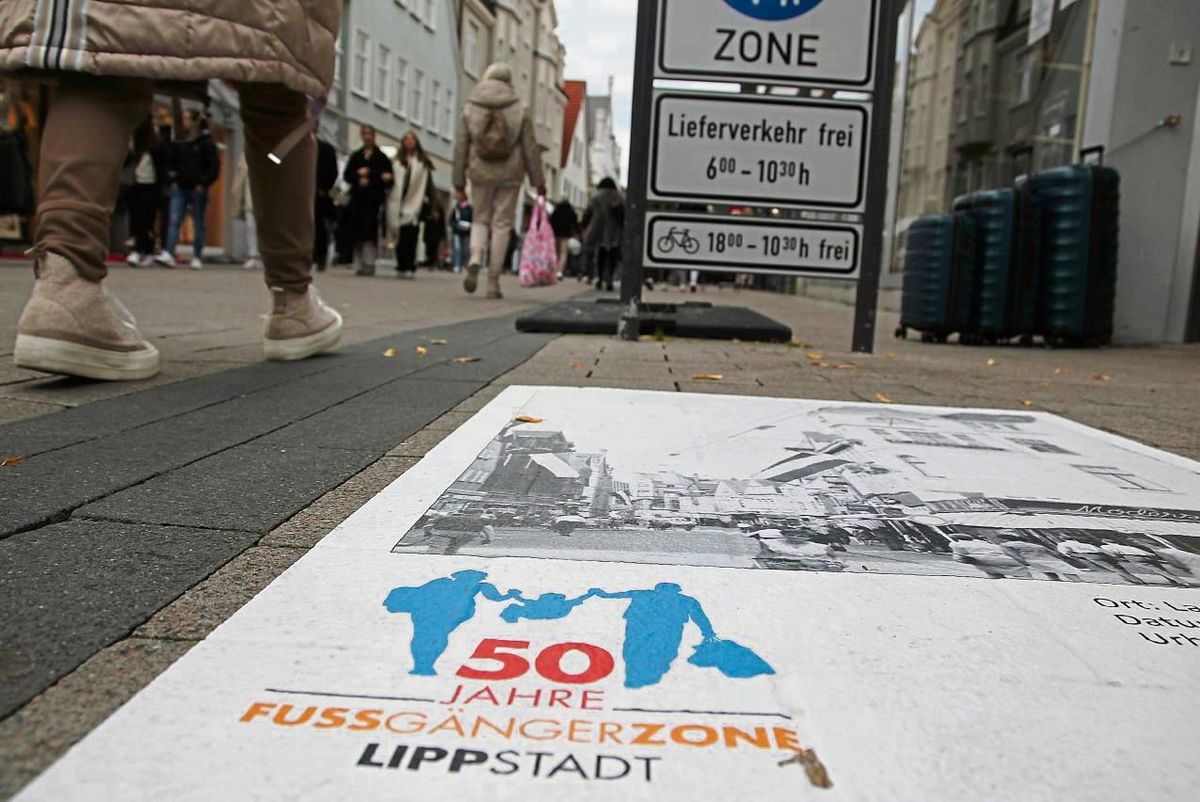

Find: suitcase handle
[1079,145,1105,166]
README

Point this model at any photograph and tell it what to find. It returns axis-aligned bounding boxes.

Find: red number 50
[455,639,614,684]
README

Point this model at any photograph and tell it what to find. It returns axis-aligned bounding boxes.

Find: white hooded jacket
[452,63,546,189]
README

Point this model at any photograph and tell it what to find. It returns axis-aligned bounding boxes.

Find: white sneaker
[189,258,203,271]
[153,251,175,268]
[242,257,261,271]
[126,251,141,266]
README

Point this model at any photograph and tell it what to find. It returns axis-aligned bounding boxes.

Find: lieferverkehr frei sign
[650,91,869,209]
[658,0,880,88]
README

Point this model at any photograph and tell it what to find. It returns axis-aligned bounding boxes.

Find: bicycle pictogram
[656,227,701,256]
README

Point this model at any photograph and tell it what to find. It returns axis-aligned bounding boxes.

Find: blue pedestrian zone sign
[724,0,827,21]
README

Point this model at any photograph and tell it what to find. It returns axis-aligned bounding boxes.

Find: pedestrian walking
[582,177,625,292]
[155,109,219,270]
[344,124,394,276]
[388,130,436,276]
[423,205,447,269]
[5,1,344,381]
[450,197,473,272]
[549,198,579,274]
[314,137,338,271]
[124,119,162,268]
[452,63,546,300]
[231,154,261,270]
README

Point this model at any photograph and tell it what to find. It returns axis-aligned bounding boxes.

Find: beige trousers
[36,78,315,292]
[468,182,521,277]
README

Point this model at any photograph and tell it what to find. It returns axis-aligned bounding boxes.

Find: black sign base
[516,299,792,343]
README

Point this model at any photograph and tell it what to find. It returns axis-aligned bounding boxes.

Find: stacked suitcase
[898,214,976,343]
[898,164,1119,348]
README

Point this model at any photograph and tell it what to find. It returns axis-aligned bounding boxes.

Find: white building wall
[1083,0,1200,343]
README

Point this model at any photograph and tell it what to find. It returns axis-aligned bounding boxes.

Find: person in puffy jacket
[452,63,546,300]
[1,0,343,381]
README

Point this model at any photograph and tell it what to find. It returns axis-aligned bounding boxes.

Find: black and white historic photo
[394,393,1200,587]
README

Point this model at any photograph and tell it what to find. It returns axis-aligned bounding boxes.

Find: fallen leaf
[431,339,448,346]
[1,455,25,467]
[570,362,585,370]
[515,416,544,424]
[986,358,997,367]
[692,374,724,381]
[1021,399,1034,408]
[1054,368,1064,375]
[382,347,397,358]
[453,356,481,364]
[416,346,429,357]
[874,393,893,404]
[828,363,856,371]
[885,352,897,359]
[805,351,823,362]
[1093,373,1112,382]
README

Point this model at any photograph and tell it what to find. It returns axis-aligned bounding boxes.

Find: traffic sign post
[620,0,901,352]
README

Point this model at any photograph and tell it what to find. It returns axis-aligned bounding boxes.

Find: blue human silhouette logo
[383,573,774,688]
[723,0,827,22]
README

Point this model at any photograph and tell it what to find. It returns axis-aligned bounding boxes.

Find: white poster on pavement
[16,388,1200,801]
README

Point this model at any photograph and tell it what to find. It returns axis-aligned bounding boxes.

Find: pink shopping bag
[519,199,559,287]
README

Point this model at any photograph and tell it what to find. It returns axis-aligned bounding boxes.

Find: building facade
[897,0,964,225]
[560,80,590,210]
[341,0,461,182]
[458,0,497,101]
[586,87,623,186]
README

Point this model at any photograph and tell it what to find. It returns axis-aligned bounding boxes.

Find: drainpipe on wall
[1071,0,1099,162]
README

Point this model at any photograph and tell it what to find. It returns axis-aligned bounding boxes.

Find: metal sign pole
[618,0,660,342]
[851,0,901,354]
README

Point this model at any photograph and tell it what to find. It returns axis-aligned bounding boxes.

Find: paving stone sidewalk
[2,281,1198,798]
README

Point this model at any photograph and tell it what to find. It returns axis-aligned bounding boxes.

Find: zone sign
[657,0,880,89]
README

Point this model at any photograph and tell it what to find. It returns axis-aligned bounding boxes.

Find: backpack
[475,108,514,162]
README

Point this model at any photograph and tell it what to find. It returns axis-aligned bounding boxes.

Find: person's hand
[357,166,369,177]
[381,172,394,183]
[536,184,547,198]
[457,187,468,204]
[358,177,369,187]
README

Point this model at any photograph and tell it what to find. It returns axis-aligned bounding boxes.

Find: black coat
[549,202,579,238]
[316,139,338,196]
[342,146,394,244]
[169,133,219,190]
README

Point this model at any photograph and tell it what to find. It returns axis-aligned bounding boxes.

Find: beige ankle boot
[14,253,160,381]
[485,270,503,300]
[263,286,343,361]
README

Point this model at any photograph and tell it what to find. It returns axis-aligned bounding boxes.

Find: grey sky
[554,1,933,181]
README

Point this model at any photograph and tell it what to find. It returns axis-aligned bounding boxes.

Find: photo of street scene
[393,392,1200,587]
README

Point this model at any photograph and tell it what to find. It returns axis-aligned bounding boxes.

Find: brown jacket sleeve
[520,111,545,189]
[452,112,470,189]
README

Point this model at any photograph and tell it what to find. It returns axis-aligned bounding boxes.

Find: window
[976,60,989,117]
[1010,438,1075,455]
[465,21,480,75]
[1016,50,1034,105]
[394,56,409,117]
[334,31,344,87]
[412,69,426,125]
[375,44,391,107]
[352,29,369,97]
[443,87,455,139]
[430,80,441,134]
